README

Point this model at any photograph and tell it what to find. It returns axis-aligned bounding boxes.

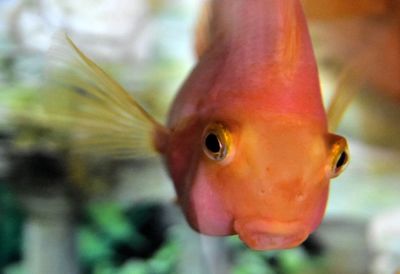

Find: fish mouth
[234,218,309,250]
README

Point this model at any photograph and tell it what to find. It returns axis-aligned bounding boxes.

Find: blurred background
[0,0,399,274]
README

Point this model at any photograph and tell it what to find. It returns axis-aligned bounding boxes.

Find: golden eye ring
[202,123,232,161]
[328,135,350,178]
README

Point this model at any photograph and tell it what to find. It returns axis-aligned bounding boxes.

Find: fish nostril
[296,193,305,202]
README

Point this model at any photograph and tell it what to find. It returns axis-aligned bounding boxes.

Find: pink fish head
[166,112,347,250]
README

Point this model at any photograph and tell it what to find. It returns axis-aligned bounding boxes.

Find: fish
[42,0,349,250]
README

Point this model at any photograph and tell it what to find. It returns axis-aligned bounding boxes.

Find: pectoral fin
[42,34,168,158]
[326,67,361,132]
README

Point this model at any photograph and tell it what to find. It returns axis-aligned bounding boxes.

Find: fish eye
[328,134,350,178]
[205,133,222,154]
[202,123,232,161]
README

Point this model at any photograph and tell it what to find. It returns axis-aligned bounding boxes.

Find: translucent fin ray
[41,34,168,158]
[327,68,361,132]
[327,37,382,131]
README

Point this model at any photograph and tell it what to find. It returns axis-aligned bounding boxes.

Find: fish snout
[233,218,309,250]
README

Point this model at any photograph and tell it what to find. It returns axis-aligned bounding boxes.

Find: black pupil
[336,151,348,169]
[205,133,221,153]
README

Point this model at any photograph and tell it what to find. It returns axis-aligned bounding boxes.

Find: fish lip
[234,218,309,250]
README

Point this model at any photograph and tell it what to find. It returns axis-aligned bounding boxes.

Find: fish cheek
[165,120,202,202]
[166,122,235,235]
[211,138,268,218]
[308,181,330,231]
[185,161,235,235]
[290,138,331,231]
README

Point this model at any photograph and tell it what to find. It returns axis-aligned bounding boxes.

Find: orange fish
[43,0,349,250]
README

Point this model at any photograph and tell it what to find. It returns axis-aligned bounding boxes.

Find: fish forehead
[168,0,325,128]
[183,111,329,198]
[205,112,329,174]
[209,0,315,76]
[168,47,326,128]
[241,119,327,185]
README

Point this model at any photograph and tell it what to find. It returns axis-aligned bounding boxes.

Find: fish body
[44,0,349,250]
[164,0,339,249]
